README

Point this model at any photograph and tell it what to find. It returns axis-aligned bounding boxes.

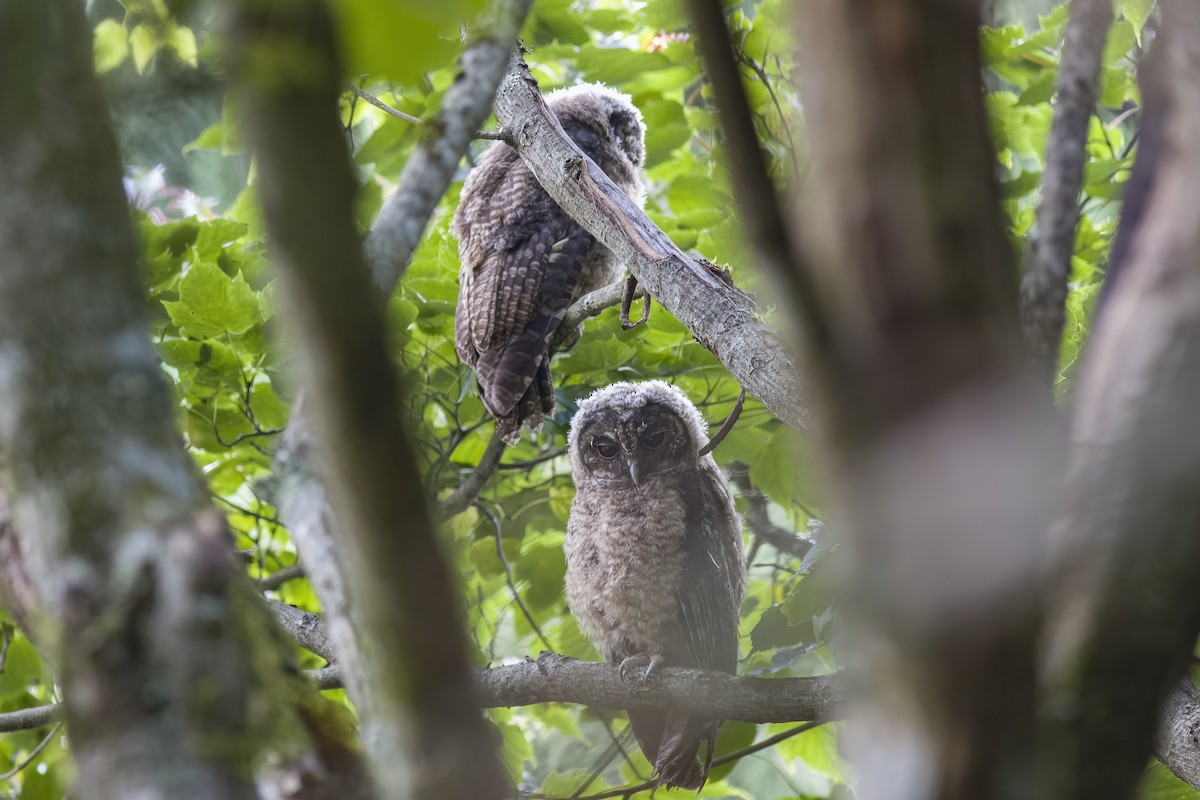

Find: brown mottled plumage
[453,84,646,443]
[565,381,747,790]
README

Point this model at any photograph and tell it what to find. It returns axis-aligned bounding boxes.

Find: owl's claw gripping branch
[620,274,652,330]
[618,653,665,681]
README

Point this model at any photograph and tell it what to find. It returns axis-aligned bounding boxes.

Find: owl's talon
[620,275,652,330]
[619,653,650,680]
[642,654,664,680]
[618,653,663,682]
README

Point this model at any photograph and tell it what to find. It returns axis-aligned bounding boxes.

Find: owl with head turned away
[565,380,747,790]
[453,84,646,444]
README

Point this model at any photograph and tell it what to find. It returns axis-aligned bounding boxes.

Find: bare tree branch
[558,279,644,339]
[269,599,337,662]
[684,0,827,343]
[271,1,533,737]
[259,564,305,591]
[1020,0,1114,382]
[0,703,59,734]
[364,1,534,291]
[346,82,508,141]
[477,654,841,723]
[726,464,813,560]
[439,431,508,518]
[492,52,810,433]
[223,1,509,798]
[1156,680,1200,791]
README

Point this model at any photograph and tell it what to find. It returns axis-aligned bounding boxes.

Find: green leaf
[750,604,809,651]
[166,24,197,67]
[129,24,155,74]
[93,19,128,74]
[1118,0,1157,43]
[541,769,604,796]
[495,717,535,779]
[708,721,756,782]
[330,0,480,84]
[1103,20,1137,67]
[1138,759,1198,800]
[163,264,261,338]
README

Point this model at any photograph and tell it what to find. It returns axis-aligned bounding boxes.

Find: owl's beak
[627,458,642,486]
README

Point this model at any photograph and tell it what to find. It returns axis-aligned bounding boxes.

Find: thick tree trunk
[0,5,370,798]
[0,6,262,800]
[790,3,1053,800]
[220,2,508,799]
[0,4,259,797]
[1039,7,1200,798]
[269,0,532,740]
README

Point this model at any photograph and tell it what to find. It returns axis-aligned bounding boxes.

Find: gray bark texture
[1157,681,1200,790]
[0,5,372,799]
[1039,6,1200,798]
[0,4,259,797]
[269,0,532,743]
[492,53,811,434]
[1019,0,1114,383]
[220,2,508,799]
[791,3,1055,800]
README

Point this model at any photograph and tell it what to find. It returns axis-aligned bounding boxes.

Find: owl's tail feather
[628,709,712,791]
[490,359,556,445]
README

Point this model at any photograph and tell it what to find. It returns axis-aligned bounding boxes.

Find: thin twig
[525,721,825,800]
[0,624,12,675]
[727,463,814,560]
[735,48,800,178]
[0,723,61,780]
[697,387,746,457]
[347,82,509,141]
[440,431,508,517]
[497,450,566,471]
[259,564,305,591]
[476,501,554,652]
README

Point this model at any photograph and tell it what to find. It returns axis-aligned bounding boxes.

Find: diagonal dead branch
[492,52,810,433]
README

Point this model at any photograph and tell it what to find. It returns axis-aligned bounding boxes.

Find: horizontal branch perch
[477,652,841,723]
[4,630,1198,791]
